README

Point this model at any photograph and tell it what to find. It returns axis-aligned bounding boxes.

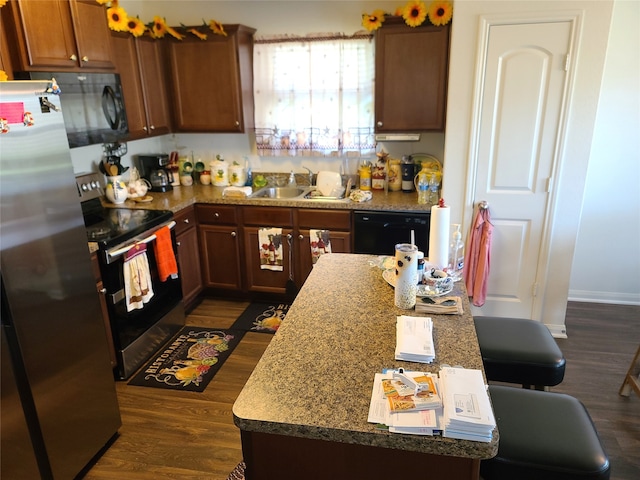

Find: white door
[470,21,572,319]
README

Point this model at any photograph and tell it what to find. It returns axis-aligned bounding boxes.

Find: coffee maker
[138,154,174,192]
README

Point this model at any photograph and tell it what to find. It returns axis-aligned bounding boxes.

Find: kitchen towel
[428,200,450,270]
[258,227,283,271]
[310,229,331,265]
[123,243,154,312]
[464,205,493,307]
[155,226,178,282]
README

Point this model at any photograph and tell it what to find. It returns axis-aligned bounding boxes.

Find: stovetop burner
[76,173,173,250]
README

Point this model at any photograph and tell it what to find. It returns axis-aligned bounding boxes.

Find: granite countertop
[232,254,498,459]
[109,183,433,213]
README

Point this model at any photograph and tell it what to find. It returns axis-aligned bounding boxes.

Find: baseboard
[568,289,640,306]
[546,323,568,339]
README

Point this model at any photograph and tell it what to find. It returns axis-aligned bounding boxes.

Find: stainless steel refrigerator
[0,80,121,479]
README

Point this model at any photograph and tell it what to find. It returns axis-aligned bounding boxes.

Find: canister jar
[371,164,386,190]
[105,176,127,204]
[211,159,229,186]
[199,170,211,185]
[228,163,246,187]
[388,159,401,191]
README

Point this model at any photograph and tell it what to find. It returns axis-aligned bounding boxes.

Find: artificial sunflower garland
[95,1,228,40]
[362,0,452,31]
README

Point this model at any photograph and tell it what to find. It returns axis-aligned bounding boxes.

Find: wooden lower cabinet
[194,204,353,298]
[175,206,203,310]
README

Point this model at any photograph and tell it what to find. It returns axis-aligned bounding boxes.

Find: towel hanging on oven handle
[104,220,176,264]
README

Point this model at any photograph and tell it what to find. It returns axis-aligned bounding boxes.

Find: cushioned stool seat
[474,316,565,389]
[482,385,610,480]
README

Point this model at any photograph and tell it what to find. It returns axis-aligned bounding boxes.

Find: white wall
[72,1,638,307]
[569,0,640,305]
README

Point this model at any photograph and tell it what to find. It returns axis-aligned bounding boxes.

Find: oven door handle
[105,221,176,264]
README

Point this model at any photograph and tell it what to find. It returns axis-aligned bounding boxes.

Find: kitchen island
[233,254,498,480]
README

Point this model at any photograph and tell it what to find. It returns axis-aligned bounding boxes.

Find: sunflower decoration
[165,23,186,40]
[185,23,208,41]
[209,19,228,37]
[107,3,129,32]
[428,1,453,26]
[149,15,168,38]
[362,9,386,32]
[402,0,428,27]
[126,16,146,37]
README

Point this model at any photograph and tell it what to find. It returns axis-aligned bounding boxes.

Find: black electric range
[76,172,172,251]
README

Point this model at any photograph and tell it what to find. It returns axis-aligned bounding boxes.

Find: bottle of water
[448,224,464,282]
[416,167,429,205]
[428,173,440,206]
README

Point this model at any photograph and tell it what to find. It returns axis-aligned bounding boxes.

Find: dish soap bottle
[448,224,464,282]
[288,170,297,187]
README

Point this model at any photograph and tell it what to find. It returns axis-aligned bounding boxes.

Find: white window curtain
[253,33,376,157]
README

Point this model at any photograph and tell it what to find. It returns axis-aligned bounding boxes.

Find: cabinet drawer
[243,206,292,227]
[173,206,197,236]
[297,209,352,230]
[196,204,238,225]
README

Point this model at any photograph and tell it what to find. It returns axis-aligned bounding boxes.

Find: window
[253,33,375,157]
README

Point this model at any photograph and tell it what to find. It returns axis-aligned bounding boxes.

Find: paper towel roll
[428,203,450,270]
[395,243,418,309]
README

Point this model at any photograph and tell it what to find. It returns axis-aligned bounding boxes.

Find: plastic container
[415,166,429,205]
[359,164,371,190]
[448,224,465,282]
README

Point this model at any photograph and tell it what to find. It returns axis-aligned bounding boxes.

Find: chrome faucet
[303,166,314,186]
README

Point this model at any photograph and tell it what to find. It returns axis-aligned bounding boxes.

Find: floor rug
[226,461,245,480]
[128,327,245,392]
[231,302,290,334]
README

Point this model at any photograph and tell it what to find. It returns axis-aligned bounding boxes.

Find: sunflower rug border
[128,327,245,392]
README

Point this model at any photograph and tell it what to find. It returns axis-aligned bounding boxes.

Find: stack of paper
[367,371,444,436]
[439,367,496,443]
[395,315,435,363]
[414,296,463,315]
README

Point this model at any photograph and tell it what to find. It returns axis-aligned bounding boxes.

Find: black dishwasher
[353,210,431,256]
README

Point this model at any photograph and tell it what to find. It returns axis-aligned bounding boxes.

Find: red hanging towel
[464,205,493,307]
[155,226,178,282]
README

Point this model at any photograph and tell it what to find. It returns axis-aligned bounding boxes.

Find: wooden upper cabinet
[165,24,256,132]
[111,32,170,139]
[5,0,115,71]
[375,17,450,132]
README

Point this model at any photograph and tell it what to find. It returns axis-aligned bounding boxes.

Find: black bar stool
[474,316,566,390]
[482,385,610,480]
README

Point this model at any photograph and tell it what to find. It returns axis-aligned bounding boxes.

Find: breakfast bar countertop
[232,253,498,459]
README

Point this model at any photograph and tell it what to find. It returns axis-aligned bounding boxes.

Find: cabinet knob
[176,241,181,247]
[231,231,237,237]
[235,121,240,126]
[81,56,89,63]
[69,54,77,61]
[143,126,148,131]
[99,288,107,295]
[298,234,304,240]
[150,125,155,130]
[183,218,189,224]
[377,121,383,127]
[214,212,220,218]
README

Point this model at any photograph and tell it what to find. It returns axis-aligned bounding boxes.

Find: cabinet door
[296,230,352,287]
[110,32,147,137]
[176,226,203,309]
[136,36,170,136]
[243,228,293,295]
[166,25,255,132]
[69,0,115,70]
[9,0,78,69]
[375,19,450,131]
[199,225,243,290]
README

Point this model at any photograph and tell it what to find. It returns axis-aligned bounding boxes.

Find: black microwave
[15,71,129,148]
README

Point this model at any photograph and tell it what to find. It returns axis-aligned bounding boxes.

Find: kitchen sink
[249,186,350,202]
[250,186,309,199]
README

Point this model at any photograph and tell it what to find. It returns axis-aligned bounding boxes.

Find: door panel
[471,21,571,318]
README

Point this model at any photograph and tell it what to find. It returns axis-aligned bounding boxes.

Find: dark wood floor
[83,299,640,479]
